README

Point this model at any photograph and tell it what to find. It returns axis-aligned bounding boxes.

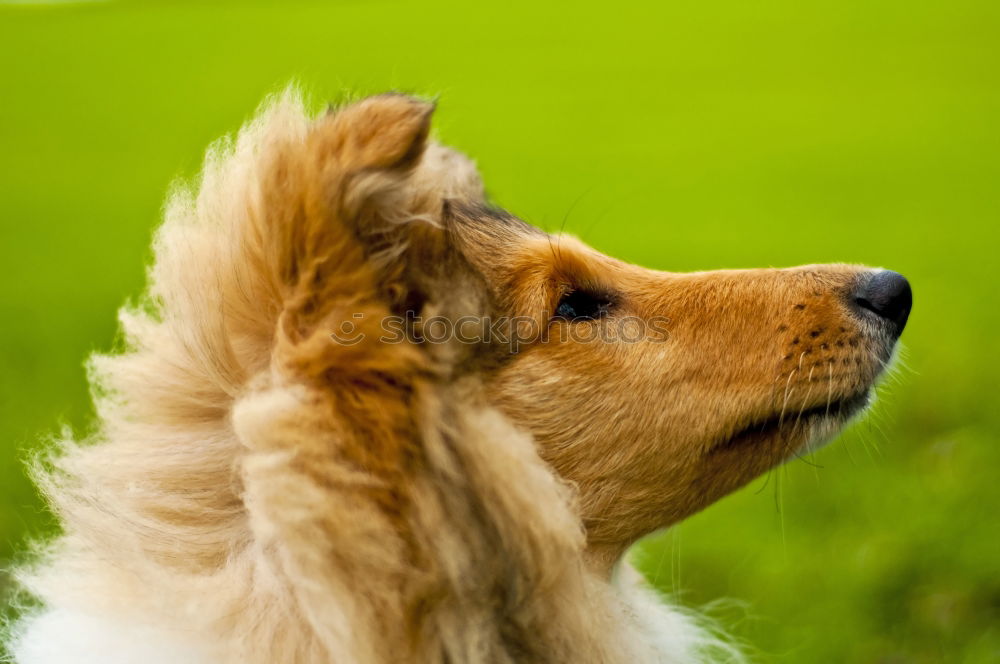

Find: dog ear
[293,93,439,276]
[323,93,433,168]
[310,92,484,235]
[249,93,494,381]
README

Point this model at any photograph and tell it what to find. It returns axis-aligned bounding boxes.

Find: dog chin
[798,388,874,454]
[710,388,874,456]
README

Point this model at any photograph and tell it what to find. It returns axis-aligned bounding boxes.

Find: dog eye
[555,290,611,321]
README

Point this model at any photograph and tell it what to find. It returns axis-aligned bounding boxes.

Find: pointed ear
[310,94,484,228]
[323,93,434,170]
[306,94,485,281]
[251,93,493,367]
[305,93,438,238]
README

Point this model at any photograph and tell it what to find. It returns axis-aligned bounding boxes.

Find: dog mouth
[712,389,872,453]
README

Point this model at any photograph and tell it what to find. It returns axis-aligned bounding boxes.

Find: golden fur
[7,91,901,663]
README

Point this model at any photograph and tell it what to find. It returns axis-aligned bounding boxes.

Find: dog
[6,91,911,663]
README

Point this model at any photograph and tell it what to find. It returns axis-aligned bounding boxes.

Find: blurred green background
[1,0,997,661]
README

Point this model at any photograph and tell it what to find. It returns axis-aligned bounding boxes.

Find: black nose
[852,270,912,333]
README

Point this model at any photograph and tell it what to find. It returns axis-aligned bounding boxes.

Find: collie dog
[8,92,911,663]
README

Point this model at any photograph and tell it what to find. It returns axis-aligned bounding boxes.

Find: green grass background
[1,1,997,661]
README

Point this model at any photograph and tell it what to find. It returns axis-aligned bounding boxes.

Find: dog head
[467,225,910,562]
[236,93,911,566]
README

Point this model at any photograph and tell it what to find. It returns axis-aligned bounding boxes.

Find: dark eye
[555,290,612,321]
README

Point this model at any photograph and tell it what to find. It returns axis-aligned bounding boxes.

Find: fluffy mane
[6,90,741,664]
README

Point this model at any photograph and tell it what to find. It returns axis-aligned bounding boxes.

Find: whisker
[842,432,859,466]
[755,466,775,494]
[790,446,824,468]
[856,430,879,463]
[774,469,788,562]
[825,362,834,419]
[762,372,784,434]
[863,418,889,459]
[650,531,671,588]
[559,186,596,237]
[778,369,797,428]
[789,367,821,439]
[672,527,682,593]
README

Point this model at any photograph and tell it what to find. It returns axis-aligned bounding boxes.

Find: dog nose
[852,270,912,334]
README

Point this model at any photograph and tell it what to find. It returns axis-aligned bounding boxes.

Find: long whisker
[790,364,818,435]
[559,185,595,237]
[790,445,824,468]
[649,531,671,588]
[778,369,797,428]
[825,362,834,419]
[755,465,775,494]
[762,372,784,434]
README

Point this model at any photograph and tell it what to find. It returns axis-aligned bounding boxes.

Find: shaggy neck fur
[6,91,738,664]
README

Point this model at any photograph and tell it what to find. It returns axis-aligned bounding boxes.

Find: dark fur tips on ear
[329,94,435,172]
